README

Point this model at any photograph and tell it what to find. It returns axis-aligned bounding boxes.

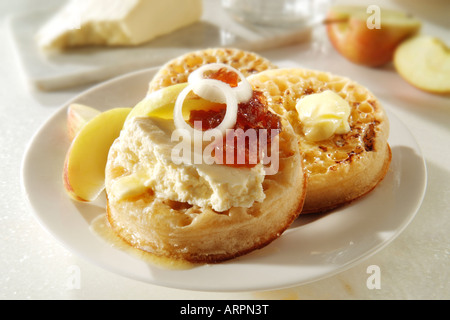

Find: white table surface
[1,0,449,300]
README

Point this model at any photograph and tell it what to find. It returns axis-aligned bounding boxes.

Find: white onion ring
[188,63,252,103]
[174,79,238,141]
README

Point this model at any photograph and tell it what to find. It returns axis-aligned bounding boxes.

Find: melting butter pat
[296,90,351,141]
[109,171,149,200]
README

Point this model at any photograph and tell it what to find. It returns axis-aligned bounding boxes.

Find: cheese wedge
[37,0,203,50]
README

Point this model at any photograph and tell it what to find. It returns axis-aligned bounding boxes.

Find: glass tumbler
[221,0,331,28]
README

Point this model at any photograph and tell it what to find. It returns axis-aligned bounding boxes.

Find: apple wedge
[126,83,223,122]
[326,6,421,67]
[63,107,132,202]
[394,35,450,94]
[67,103,101,141]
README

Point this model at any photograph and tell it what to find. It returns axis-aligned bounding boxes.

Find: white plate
[21,67,427,292]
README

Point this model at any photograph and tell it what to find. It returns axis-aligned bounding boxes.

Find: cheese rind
[37,0,203,50]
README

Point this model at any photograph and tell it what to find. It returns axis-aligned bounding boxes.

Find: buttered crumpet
[248,68,391,213]
[105,64,306,263]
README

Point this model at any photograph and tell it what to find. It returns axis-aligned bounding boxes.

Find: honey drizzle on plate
[89,214,197,270]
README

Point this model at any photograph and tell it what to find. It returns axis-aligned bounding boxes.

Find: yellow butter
[296,90,351,141]
[109,171,149,200]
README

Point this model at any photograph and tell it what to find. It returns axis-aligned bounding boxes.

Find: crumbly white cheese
[37,0,203,50]
[109,117,266,212]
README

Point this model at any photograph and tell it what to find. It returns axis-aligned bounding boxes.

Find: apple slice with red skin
[67,104,101,141]
[63,107,131,202]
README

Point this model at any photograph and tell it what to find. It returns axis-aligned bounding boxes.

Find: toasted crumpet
[248,68,391,213]
[148,48,277,94]
[105,116,306,263]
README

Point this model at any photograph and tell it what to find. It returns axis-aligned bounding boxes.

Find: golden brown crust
[147,47,277,93]
[247,68,391,214]
[106,174,306,263]
[302,145,391,213]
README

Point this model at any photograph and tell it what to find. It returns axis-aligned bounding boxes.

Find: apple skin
[326,6,422,67]
[63,84,225,202]
[63,107,132,202]
[67,104,101,141]
[394,35,450,94]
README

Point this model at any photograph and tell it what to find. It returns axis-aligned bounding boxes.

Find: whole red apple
[326,6,421,67]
